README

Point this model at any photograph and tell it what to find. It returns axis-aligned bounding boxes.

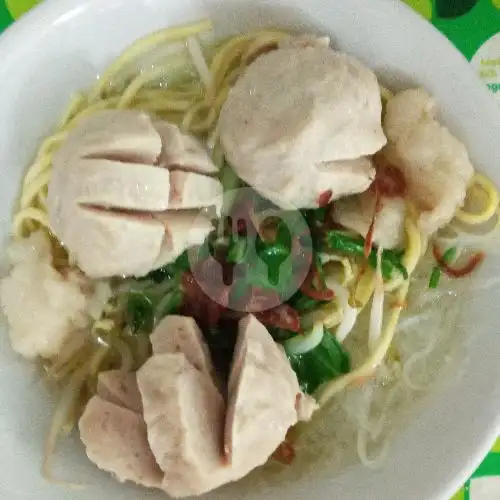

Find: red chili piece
[364,189,383,258]
[432,245,485,278]
[300,268,335,301]
[373,155,407,198]
[255,304,301,332]
[272,441,296,465]
[318,189,333,208]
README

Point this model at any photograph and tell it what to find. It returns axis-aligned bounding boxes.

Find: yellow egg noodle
[318,215,421,406]
[7,19,500,478]
[456,173,499,225]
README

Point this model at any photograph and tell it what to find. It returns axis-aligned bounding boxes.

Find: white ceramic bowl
[0,0,499,499]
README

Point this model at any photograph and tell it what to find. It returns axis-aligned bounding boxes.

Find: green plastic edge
[0,1,13,32]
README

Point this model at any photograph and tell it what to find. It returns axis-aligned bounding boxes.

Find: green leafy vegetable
[125,252,191,333]
[126,292,155,334]
[155,289,183,319]
[284,328,350,394]
[268,327,297,343]
[289,291,325,313]
[324,231,408,280]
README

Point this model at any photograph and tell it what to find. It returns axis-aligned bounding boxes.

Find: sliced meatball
[79,396,162,488]
[137,353,228,498]
[61,206,166,278]
[97,370,143,414]
[224,315,303,476]
[54,110,162,165]
[152,210,214,268]
[219,46,385,208]
[150,315,217,384]
[168,171,222,211]
[67,158,171,212]
[154,121,218,174]
[296,392,319,422]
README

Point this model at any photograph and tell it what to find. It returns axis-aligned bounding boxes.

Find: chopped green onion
[428,266,442,289]
[443,246,457,264]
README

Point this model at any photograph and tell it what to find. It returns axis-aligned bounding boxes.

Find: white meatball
[219,45,386,208]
